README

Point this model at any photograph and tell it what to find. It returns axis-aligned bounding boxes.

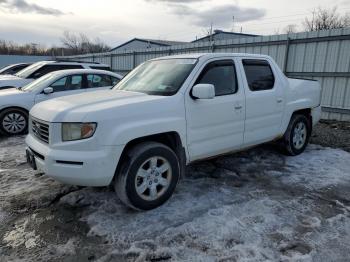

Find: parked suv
[26,53,321,211]
[0,60,111,90]
[0,63,31,75]
[0,69,122,135]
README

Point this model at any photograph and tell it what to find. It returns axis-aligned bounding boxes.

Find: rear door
[185,59,245,161]
[239,58,284,146]
[34,74,87,104]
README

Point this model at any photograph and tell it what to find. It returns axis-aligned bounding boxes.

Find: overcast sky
[0,0,349,48]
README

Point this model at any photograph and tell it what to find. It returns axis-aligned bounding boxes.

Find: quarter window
[87,74,112,88]
[195,60,237,96]
[242,59,275,91]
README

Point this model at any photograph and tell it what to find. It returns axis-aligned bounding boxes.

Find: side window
[50,75,83,92]
[30,65,83,79]
[67,75,83,90]
[242,59,275,91]
[90,66,112,71]
[59,65,84,70]
[50,76,68,92]
[195,60,237,96]
[87,74,112,88]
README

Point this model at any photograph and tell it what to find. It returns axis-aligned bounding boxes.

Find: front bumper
[25,134,124,187]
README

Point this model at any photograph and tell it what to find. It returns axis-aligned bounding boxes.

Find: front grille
[32,118,50,144]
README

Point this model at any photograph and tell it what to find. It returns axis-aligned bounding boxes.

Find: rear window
[242,59,275,91]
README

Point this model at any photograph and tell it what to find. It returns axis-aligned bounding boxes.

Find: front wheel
[282,114,311,156]
[115,142,180,210]
[0,108,28,136]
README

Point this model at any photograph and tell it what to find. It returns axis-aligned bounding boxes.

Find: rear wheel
[115,142,180,210]
[0,108,28,136]
[282,114,311,156]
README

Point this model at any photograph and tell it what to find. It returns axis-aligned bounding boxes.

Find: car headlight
[62,123,97,141]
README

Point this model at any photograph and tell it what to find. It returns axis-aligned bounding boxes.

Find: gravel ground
[310,120,350,153]
[0,122,349,261]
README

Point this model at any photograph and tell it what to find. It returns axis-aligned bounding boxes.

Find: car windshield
[15,62,47,79]
[0,64,13,73]
[21,73,56,92]
[114,58,197,95]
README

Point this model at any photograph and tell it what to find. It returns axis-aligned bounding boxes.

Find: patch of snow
[3,216,41,249]
[54,238,77,256]
[2,136,350,261]
[68,144,350,261]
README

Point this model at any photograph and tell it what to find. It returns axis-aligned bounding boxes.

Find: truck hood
[30,90,168,122]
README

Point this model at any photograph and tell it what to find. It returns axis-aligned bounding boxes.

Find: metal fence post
[110,54,113,71]
[283,37,291,74]
[210,42,215,53]
[132,51,136,69]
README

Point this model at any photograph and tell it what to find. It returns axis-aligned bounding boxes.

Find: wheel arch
[113,131,187,184]
[0,106,29,115]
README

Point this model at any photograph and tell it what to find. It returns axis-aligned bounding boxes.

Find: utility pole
[209,22,213,43]
[232,16,235,32]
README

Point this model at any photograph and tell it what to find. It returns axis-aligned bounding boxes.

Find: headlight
[62,123,97,141]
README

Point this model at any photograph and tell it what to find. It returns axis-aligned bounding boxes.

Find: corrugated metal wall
[59,28,350,121]
[0,55,52,68]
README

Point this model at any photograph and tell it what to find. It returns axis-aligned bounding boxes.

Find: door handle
[234,105,243,110]
[277,98,283,103]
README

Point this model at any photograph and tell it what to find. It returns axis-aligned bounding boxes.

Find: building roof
[192,30,259,43]
[110,38,188,51]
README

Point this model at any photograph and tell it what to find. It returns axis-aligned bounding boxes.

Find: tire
[0,108,28,136]
[282,114,311,156]
[115,142,180,211]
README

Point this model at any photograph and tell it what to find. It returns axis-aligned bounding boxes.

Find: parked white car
[0,63,31,75]
[26,53,321,210]
[0,69,122,135]
[0,60,112,90]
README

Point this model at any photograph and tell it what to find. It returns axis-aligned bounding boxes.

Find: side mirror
[191,84,215,99]
[43,87,53,94]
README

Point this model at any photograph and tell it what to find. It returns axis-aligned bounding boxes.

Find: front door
[185,59,245,161]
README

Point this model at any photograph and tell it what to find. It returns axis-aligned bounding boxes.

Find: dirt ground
[0,121,350,262]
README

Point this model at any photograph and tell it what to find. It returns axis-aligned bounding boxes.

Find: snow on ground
[1,136,350,261]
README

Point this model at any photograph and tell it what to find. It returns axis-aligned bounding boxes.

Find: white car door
[185,59,245,161]
[85,74,116,92]
[239,58,285,146]
[34,74,87,104]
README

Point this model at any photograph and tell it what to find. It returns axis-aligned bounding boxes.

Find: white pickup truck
[25,53,321,210]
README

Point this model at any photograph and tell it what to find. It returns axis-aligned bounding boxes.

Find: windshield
[0,64,13,73]
[114,58,197,95]
[15,62,47,79]
[21,73,56,92]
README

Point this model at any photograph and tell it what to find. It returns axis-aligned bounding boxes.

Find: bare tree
[303,7,350,31]
[60,31,110,55]
[284,24,298,34]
